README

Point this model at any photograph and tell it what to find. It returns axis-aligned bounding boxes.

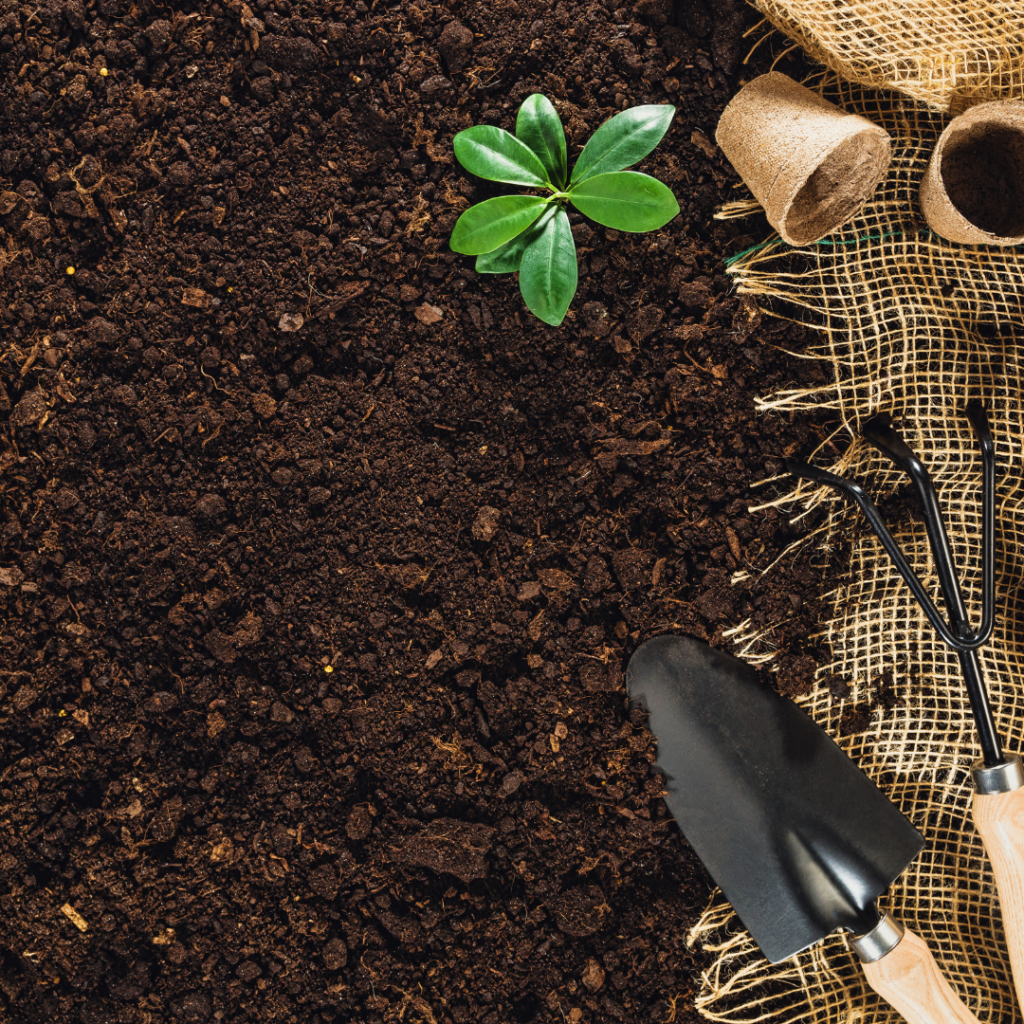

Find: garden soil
[0,2,837,1023]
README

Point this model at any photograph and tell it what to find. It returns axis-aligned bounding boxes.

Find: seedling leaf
[450,96,678,327]
[476,206,557,273]
[453,125,550,187]
[516,94,568,190]
[568,171,680,232]
[570,105,676,185]
[450,195,549,255]
[519,207,577,326]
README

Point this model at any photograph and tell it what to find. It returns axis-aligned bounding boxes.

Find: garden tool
[627,635,980,1024]
[788,403,1024,1005]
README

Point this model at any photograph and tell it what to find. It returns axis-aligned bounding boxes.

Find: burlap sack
[693,77,1024,1024]
[920,100,1024,245]
[749,0,1024,112]
[716,73,891,246]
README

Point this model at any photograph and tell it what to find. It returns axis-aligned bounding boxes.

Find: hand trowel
[627,634,980,1024]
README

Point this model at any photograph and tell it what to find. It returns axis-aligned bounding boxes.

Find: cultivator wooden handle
[858,923,982,1024]
[974,766,1024,1007]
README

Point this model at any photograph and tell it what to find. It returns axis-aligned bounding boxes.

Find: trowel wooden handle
[974,783,1024,1002]
[860,927,981,1024]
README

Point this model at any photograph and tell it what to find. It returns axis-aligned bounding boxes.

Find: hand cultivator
[789,405,1024,1008]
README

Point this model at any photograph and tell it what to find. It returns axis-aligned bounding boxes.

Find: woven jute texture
[689,78,1024,1024]
[750,0,1024,112]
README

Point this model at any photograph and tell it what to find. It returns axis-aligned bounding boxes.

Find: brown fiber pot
[716,72,891,246]
[920,100,1024,246]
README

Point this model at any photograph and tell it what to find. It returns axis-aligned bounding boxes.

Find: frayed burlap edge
[747,0,1024,112]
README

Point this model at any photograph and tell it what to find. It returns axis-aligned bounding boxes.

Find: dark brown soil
[0,2,833,1022]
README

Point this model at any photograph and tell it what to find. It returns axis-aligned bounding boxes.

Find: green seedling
[450,95,679,326]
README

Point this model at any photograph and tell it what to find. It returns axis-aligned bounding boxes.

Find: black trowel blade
[626,635,923,964]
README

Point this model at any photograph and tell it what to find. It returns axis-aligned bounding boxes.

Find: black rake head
[787,403,1003,766]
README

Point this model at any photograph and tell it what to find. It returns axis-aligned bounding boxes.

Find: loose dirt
[0,2,834,1022]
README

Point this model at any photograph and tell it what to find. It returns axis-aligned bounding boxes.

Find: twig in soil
[200,366,227,394]
[432,735,473,774]
[390,985,440,1024]
[18,339,42,379]
[0,246,24,274]
[770,41,802,71]
[133,130,159,158]
[68,156,108,216]
[307,271,329,298]
[663,994,683,1023]
[22,8,42,41]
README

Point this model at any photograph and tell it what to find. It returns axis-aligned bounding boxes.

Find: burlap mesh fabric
[688,79,1024,1023]
[750,0,1024,112]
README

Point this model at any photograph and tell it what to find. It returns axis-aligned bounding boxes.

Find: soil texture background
[0,2,835,1022]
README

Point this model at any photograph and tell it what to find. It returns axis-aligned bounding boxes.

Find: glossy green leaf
[453,125,550,186]
[568,171,679,232]
[516,94,567,189]
[570,104,676,185]
[450,195,549,255]
[475,206,557,273]
[519,206,578,326]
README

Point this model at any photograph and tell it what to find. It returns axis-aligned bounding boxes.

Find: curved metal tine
[861,409,993,650]
[785,459,979,651]
[964,401,996,648]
